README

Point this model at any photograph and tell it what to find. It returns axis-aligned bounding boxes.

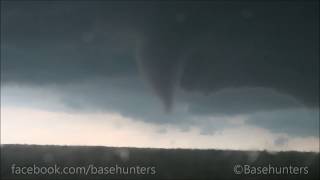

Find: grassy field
[1,144,319,180]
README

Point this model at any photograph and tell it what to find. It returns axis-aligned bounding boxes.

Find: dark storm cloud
[136,1,319,109]
[249,108,319,137]
[3,81,318,137]
[1,1,319,112]
[180,87,304,116]
[1,2,140,84]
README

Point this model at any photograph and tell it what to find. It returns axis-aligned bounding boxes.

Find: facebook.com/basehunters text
[11,164,156,176]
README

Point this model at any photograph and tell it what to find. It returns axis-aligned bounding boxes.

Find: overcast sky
[1,0,319,151]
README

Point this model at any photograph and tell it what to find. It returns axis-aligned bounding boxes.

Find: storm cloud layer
[1,1,319,138]
[2,1,319,109]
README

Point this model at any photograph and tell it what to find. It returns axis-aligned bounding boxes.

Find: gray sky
[1,0,319,151]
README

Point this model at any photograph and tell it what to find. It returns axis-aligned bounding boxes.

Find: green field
[1,144,319,180]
